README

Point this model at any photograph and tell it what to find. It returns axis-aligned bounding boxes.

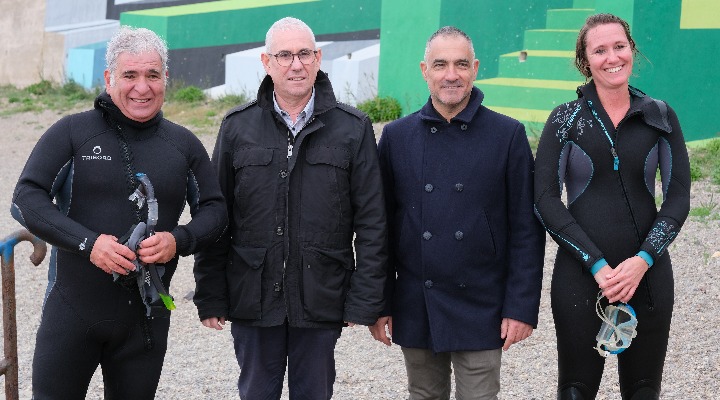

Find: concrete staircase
[477,0,595,133]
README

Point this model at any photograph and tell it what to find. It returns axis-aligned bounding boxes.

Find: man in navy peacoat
[369,26,545,399]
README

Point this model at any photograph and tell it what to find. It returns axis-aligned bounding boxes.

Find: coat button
[424,280,434,288]
[279,170,288,178]
[461,124,468,131]
[430,127,437,133]
[424,184,434,192]
[276,227,284,236]
[423,231,432,240]
[455,183,464,192]
[455,231,464,240]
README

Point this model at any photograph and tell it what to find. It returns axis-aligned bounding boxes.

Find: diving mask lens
[594,292,638,357]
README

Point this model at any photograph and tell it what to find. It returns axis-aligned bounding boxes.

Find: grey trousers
[401,347,502,400]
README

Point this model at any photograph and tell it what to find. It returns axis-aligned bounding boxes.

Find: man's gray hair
[265,17,316,53]
[106,26,168,86]
[424,26,475,62]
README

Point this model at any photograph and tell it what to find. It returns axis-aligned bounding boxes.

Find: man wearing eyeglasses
[194,16,387,399]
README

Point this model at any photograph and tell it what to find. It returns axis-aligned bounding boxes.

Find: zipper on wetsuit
[587,100,619,171]
[644,276,655,311]
[588,100,648,248]
[611,147,619,170]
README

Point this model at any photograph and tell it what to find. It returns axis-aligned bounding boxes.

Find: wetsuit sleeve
[11,116,100,257]
[343,116,388,326]
[638,104,690,261]
[376,125,396,317]
[534,110,605,271]
[501,123,545,327]
[170,132,227,257]
[193,119,233,320]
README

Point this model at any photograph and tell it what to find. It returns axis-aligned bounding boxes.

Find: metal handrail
[0,229,47,400]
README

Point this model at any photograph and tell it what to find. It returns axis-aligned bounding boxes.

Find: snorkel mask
[113,173,176,317]
[594,291,638,357]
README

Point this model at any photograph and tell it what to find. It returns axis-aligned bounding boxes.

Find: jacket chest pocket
[300,247,355,322]
[305,146,350,184]
[233,148,276,202]
[302,147,351,228]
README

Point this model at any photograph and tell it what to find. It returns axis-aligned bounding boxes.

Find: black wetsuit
[534,81,690,399]
[11,92,226,399]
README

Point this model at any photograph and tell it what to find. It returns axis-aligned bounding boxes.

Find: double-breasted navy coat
[378,87,545,352]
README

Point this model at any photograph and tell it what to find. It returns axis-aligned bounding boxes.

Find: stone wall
[0,0,49,87]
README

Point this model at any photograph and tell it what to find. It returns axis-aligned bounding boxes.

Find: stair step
[524,29,578,51]
[485,105,552,127]
[476,78,583,110]
[546,8,594,30]
[498,50,582,81]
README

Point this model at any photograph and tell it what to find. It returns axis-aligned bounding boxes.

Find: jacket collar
[577,80,672,133]
[419,86,485,124]
[257,70,337,116]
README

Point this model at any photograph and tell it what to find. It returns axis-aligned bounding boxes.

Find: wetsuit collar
[95,91,163,132]
[576,80,672,134]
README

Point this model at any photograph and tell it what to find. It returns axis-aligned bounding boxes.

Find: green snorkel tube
[118,173,176,316]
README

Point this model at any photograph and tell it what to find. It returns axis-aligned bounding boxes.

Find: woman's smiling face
[585,22,634,91]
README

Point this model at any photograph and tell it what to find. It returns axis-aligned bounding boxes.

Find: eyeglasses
[269,50,318,67]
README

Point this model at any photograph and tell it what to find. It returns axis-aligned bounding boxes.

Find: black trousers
[31,285,170,400]
[552,250,674,399]
[231,322,342,400]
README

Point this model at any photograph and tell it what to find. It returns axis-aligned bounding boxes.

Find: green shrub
[712,166,720,185]
[688,138,720,183]
[26,80,53,95]
[690,163,703,181]
[61,81,93,101]
[212,93,250,109]
[705,137,720,155]
[172,86,205,103]
[689,206,712,218]
[357,96,402,123]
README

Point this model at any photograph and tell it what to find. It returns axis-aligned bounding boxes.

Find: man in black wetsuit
[11,26,227,399]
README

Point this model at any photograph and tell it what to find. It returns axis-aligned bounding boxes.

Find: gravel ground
[1,106,718,399]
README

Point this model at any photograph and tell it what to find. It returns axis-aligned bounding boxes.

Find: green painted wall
[377,0,442,114]
[378,0,572,115]
[380,0,719,140]
[120,0,381,50]
[116,0,718,140]
[594,0,719,141]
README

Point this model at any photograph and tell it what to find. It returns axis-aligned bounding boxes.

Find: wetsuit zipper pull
[611,147,619,171]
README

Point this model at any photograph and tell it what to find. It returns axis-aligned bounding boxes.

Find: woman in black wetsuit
[533,14,690,400]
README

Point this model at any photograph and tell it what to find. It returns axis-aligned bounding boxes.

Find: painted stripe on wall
[680,0,720,29]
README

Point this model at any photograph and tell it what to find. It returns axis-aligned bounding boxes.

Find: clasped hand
[90,232,177,275]
[595,255,649,303]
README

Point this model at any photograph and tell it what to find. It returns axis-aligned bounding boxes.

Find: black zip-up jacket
[12,92,227,306]
[194,71,388,329]
[534,80,690,272]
